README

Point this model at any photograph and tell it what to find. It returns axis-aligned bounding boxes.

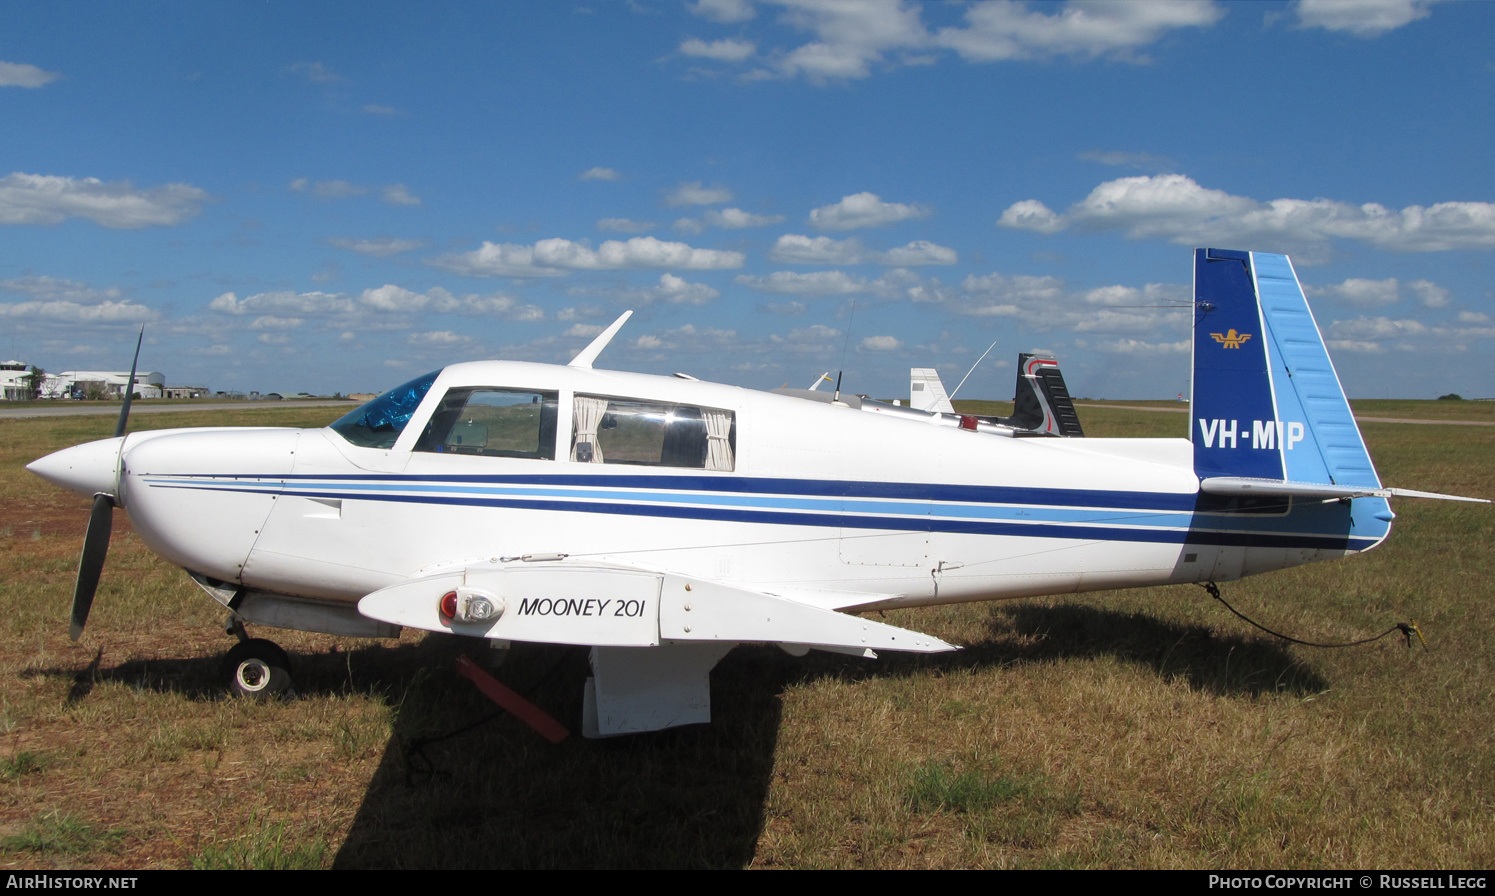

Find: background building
[37,370,166,400]
[0,361,36,401]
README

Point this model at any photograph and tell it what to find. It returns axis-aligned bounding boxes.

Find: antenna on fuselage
[568,310,633,369]
[833,300,856,404]
[948,338,1000,400]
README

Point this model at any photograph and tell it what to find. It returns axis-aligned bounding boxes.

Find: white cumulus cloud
[768,233,955,265]
[0,61,60,88]
[1309,277,1402,307]
[880,240,957,265]
[358,284,542,318]
[580,167,621,181]
[409,330,474,347]
[0,173,209,228]
[736,270,872,296]
[0,300,155,323]
[431,237,745,277]
[709,207,784,228]
[599,218,657,233]
[674,208,785,234]
[809,192,930,230]
[769,234,867,265]
[654,273,721,305]
[950,270,1189,336]
[209,290,357,316]
[666,181,733,207]
[717,0,1224,82]
[327,237,425,257]
[249,315,303,330]
[680,37,757,61]
[289,178,374,199]
[382,184,421,206]
[1408,279,1449,308]
[1293,0,1441,37]
[1000,174,1495,257]
[0,276,122,303]
[860,335,902,351]
[689,0,756,23]
[997,199,1065,234]
[935,0,1225,62]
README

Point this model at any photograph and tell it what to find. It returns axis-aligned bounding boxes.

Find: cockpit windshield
[329,370,441,449]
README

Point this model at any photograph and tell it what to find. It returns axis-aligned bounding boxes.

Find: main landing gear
[222,617,294,699]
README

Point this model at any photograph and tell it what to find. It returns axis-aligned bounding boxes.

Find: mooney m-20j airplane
[29,249,1485,736]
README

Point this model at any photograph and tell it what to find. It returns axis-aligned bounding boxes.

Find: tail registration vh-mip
[29,249,1486,737]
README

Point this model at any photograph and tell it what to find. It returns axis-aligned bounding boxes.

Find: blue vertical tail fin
[1191,248,1382,491]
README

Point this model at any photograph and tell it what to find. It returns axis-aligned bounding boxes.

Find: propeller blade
[115,327,144,439]
[70,493,114,641]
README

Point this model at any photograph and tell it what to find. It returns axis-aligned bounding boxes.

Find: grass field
[1,402,1491,869]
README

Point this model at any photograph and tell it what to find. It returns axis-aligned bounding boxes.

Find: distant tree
[82,381,110,401]
[23,367,45,400]
[1438,393,1464,401]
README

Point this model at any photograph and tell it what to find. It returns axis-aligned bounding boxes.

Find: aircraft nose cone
[27,437,125,501]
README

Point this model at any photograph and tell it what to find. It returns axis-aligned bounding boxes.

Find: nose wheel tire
[222,638,294,699]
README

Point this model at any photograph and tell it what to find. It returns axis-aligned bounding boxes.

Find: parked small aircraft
[910,352,1084,436]
[29,248,1485,736]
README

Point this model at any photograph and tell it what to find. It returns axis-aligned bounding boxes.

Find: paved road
[1073,402,1495,426]
[0,400,360,420]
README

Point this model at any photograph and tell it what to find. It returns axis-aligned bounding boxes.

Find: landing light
[438,589,500,624]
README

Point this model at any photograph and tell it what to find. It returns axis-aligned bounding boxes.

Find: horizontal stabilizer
[1202,477,1488,503]
[1383,487,1489,503]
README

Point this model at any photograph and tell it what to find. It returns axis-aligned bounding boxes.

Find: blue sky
[2,0,1491,401]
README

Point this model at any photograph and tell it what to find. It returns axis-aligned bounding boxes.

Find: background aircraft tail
[1191,248,1381,490]
[909,368,954,414]
[910,355,1084,436]
[998,352,1084,437]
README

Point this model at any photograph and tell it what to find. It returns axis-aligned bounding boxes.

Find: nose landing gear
[223,617,294,699]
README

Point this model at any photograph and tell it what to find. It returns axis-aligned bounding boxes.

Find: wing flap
[658,573,956,653]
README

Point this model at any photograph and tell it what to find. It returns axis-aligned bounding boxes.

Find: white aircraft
[29,248,1486,737]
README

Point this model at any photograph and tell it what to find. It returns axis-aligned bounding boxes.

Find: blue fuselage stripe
[139,474,1373,552]
[183,470,1206,512]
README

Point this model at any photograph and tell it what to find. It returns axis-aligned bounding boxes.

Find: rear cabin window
[414,388,558,459]
[570,395,735,471]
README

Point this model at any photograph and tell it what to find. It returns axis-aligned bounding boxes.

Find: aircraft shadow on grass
[29,598,1324,868]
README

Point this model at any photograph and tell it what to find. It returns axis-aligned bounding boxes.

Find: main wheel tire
[222,638,294,699]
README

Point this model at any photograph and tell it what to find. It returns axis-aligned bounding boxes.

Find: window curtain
[703,408,734,472]
[570,396,608,463]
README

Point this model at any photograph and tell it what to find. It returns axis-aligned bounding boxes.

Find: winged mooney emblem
[1210,329,1252,349]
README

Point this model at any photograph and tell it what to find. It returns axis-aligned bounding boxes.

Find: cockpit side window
[414,388,558,459]
[571,394,735,471]
[329,370,440,449]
